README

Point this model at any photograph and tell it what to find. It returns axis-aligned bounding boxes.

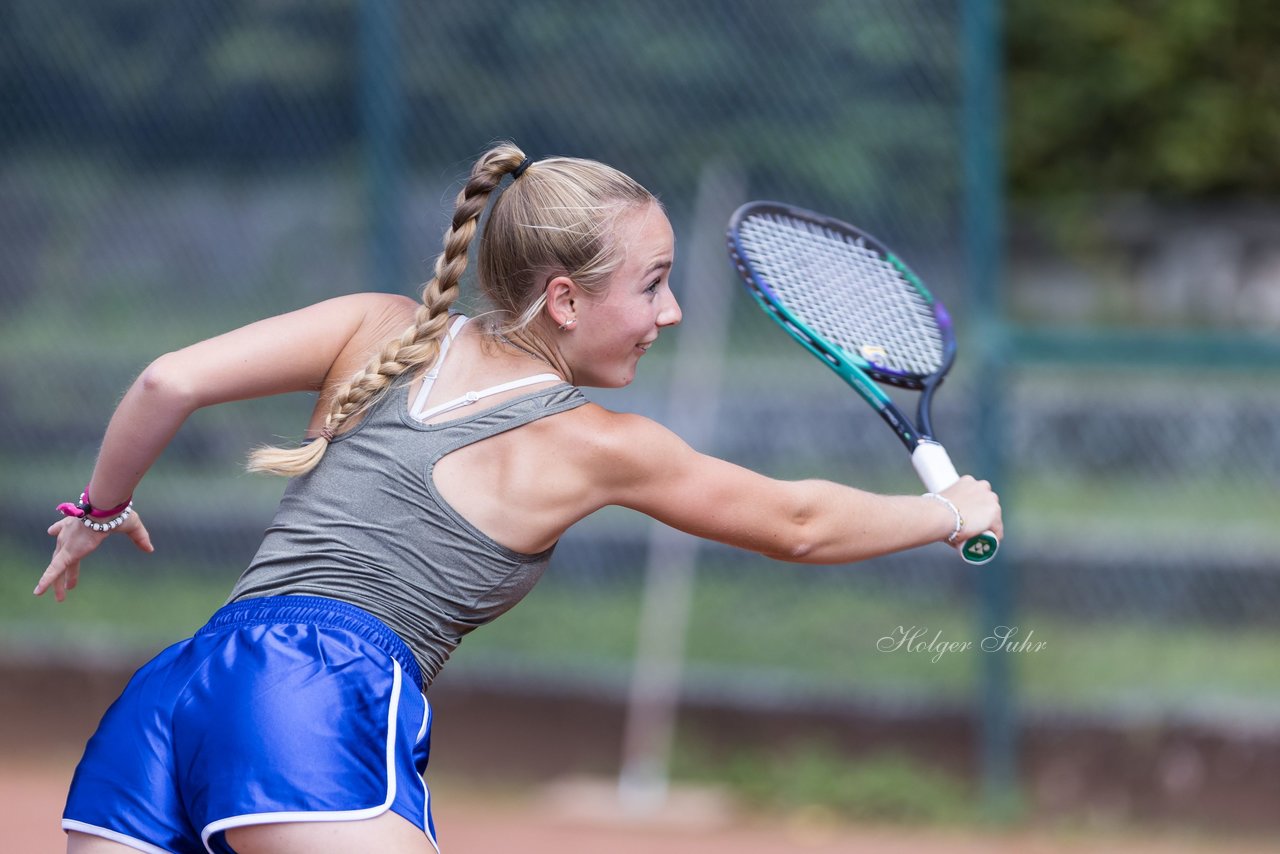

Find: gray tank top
[227,377,588,687]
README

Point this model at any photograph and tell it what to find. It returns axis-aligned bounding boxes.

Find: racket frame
[727,201,955,452]
[726,201,996,565]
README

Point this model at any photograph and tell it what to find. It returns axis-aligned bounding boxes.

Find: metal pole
[617,160,743,812]
[962,0,1018,819]
[359,0,405,293]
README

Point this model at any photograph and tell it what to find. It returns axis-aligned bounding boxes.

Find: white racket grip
[911,440,960,493]
[910,440,999,565]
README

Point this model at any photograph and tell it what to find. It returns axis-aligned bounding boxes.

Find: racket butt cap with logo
[911,441,999,565]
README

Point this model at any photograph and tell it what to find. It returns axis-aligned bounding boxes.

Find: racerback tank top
[227,366,587,687]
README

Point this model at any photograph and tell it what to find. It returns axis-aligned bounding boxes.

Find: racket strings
[738,214,945,378]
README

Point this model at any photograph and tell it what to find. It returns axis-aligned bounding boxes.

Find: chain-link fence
[3,0,1279,812]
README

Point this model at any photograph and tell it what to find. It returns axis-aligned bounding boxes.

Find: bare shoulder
[549,402,692,488]
[341,291,419,343]
[360,291,419,331]
[321,292,418,381]
[543,401,795,552]
[300,290,416,321]
[557,401,677,445]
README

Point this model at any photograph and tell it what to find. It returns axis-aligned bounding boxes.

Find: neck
[490,327,573,385]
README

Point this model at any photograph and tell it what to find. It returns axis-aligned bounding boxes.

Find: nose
[658,289,682,327]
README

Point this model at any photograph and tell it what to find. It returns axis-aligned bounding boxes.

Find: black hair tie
[512,157,531,179]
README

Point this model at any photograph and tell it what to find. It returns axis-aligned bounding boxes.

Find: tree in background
[1007,0,1279,200]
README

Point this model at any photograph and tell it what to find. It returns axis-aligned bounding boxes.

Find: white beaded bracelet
[922,492,964,545]
[82,502,134,533]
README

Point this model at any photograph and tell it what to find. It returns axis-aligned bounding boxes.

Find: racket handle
[911,440,999,566]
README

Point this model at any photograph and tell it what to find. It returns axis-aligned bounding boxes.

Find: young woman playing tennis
[37,142,1002,854]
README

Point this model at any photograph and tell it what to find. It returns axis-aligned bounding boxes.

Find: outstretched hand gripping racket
[727,201,998,565]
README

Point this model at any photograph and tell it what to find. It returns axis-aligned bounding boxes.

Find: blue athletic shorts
[62,595,437,854]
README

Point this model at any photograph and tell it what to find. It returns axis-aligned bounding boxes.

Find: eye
[645,279,661,294]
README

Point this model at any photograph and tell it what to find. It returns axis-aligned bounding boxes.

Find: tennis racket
[726,201,998,565]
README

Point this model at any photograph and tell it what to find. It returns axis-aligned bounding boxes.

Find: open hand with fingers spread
[35,511,154,602]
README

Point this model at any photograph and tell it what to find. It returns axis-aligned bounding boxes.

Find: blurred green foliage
[1007,0,1280,199]
[673,741,976,824]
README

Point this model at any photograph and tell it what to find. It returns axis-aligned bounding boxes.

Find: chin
[597,370,636,389]
[575,361,638,389]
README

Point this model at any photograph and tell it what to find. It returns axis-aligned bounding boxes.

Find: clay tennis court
[5,660,1274,854]
[7,754,1276,854]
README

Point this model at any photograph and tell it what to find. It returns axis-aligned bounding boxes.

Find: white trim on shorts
[422,691,442,839]
[198,662,439,854]
[62,819,175,854]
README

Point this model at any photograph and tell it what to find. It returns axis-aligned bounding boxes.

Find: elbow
[785,539,815,561]
[137,353,198,412]
[774,499,819,562]
[763,530,816,563]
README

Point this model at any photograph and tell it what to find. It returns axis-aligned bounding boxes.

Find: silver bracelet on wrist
[922,492,964,545]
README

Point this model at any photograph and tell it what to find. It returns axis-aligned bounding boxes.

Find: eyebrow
[643,259,673,276]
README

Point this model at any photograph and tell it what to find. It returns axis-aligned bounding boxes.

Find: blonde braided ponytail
[247,143,527,477]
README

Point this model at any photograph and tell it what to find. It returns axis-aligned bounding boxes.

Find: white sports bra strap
[414,373,563,422]
[409,314,562,422]
[410,314,471,417]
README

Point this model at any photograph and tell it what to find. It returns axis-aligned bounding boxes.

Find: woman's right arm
[35,292,417,601]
